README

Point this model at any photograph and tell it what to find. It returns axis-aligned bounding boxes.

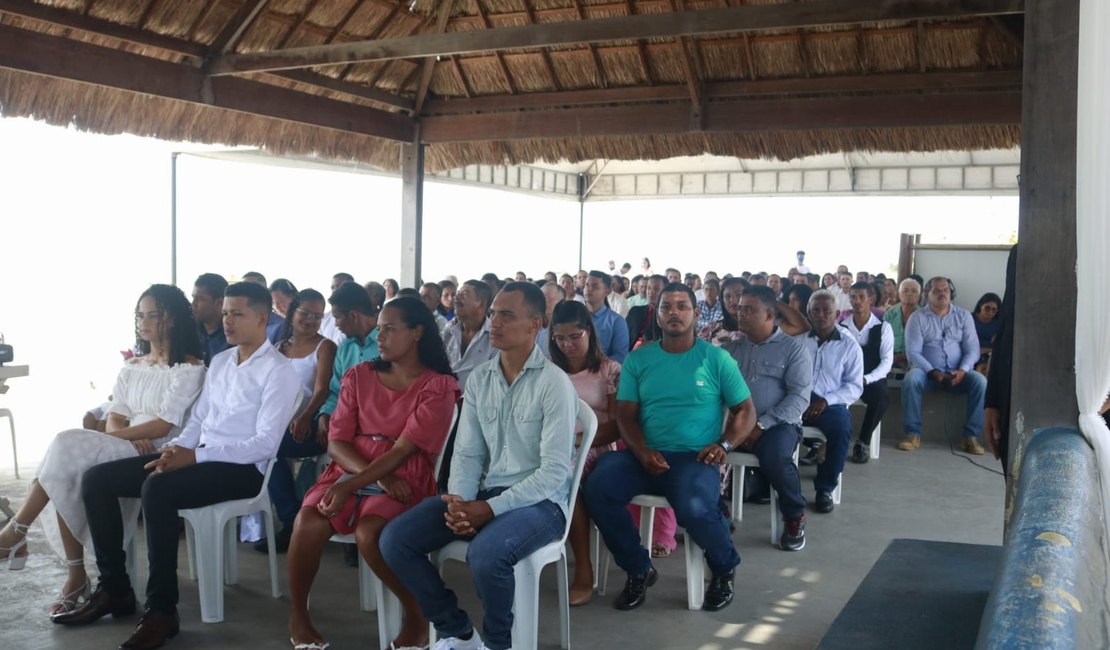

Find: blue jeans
[584,450,740,577]
[901,368,987,438]
[268,423,327,527]
[380,488,565,650]
[753,423,806,519]
[808,404,851,494]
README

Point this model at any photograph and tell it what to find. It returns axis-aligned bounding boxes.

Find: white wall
[912,246,1012,311]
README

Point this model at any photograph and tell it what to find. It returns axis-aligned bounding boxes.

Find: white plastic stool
[724,444,800,544]
[800,427,842,504]
[0,408,17,478]
[850,399,881,460]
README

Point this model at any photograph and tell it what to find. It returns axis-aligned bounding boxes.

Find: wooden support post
[400,139,425,290]
[1008,0,1079,512]
[897,233,917,281]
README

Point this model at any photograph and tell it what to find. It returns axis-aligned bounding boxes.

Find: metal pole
[170,152,179,286]
[577,173,586,270]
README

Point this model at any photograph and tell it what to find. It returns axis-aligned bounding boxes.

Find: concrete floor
[0,392,1006,650]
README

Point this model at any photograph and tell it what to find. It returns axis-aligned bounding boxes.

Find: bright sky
[0,117,1018,466]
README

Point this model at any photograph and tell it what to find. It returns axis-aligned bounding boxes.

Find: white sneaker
[432,631,486,650]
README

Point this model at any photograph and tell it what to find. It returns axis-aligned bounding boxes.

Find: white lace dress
[37,360,205,556]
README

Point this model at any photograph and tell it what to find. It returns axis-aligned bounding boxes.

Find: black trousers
[857,379,890,444]
[82,454,263,612]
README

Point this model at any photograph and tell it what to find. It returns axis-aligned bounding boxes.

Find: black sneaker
[614,566,658,610]
[850,443,869,464]
[815,491,835,514]
[253,525,292,554]
[780,514,806,551]
[702,571,735,612]
[799,441,823,467]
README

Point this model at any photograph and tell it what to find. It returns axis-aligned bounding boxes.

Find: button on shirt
[839,314,895,384]
[166,341,301,473]
[320,328,380,416]
[796,329,864,406]
[448,345,578,519]
[442,318,497,391]
[723,328,813,430]
[905,305,980,373]
[591,304,629,363]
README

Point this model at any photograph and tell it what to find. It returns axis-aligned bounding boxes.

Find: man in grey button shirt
[723,286,813,551]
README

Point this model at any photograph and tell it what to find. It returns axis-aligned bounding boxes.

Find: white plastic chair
[800,426,843,505]
[180,457,281,622]
[850,399,881,460]
[0,408,17,478]
[725,444,801,544]
[326,402,460,645]
[430,398,596,650]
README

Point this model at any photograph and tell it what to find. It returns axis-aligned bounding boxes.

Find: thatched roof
[0,0,1024,171]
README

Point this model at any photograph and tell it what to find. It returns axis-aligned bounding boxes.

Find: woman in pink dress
[547,301,626,606]
[287,297,460,650]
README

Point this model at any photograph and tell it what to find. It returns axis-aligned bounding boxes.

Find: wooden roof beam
[474,0,519,94]
[570,0,608,88]
[413,0,457,115]
[207,0,272,55]
[208,0,1025,76]
[420,90,1021,142]
[672,0,703,113]
[0,23,415,141]
[523,0,562,91]
[625,0,654,84]
[276,0,323,50]
[422,69,1022,115]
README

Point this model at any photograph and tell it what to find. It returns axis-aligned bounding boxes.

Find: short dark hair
[741,285,777,313]
[974,292,1003,316]
[587,270,612,289]
[438,279,456,291]
[421,282,442,298]
[806,273,820,282]
[659,282,697,308]
[548,300,606,373]
[481,272,500,283]
[649,274,668,285]
[664,267,680,276]
[849,281,876,299]
[224,281,272,314]
[464,279,494,309]
[544,282,566,300]
[329,282,376,316]
[194,273,228,301]
[500,281,546,319]
[787,284,813,309]
[705,278,720,290]
[364,281,386,311]
[242,271,267,285]
[397,287,421,299]
[333,272,355,284]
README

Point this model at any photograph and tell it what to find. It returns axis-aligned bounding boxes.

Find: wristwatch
[717,437,733,453]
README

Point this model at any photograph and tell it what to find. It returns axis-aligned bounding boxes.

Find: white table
[0,364,28,518]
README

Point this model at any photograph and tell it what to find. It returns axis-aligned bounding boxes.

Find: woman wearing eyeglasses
[259,289,340,553]
[0,284,204,618]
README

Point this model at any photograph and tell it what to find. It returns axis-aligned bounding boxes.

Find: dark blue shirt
[197,323,231,367]
[266,312,285,346]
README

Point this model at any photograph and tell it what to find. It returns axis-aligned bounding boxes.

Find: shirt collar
[484,341,547,375]
[236,339,275,367]
[809,327,843,341]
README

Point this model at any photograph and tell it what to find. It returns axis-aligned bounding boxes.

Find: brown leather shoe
[119,609,180,650]
[52,584,136,626]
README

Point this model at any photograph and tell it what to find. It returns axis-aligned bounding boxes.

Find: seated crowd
[0,254,1004,650]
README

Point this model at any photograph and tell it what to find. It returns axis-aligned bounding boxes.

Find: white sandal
[49,558,91,617]
[290,639,330,650]
[0,518,29,571]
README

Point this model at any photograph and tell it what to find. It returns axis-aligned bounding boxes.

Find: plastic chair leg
[125,535,141,595]
[185,525,197,581]
[191,516,226,623]
[0,410,17,479]
[262,509,280,598]
[357,555,379,612]
[770,489,781,545]
[683,532,705,610]
[372,575,402,647]
[511,561,540,650]
[730,466,745,524]
[557,554,570,649]
[833,473,843,505]
[638,506,655,551]
[224,518,238,585]
[870,422,882,459]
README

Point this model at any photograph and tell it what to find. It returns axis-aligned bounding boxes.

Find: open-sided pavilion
[1,0,1106,646]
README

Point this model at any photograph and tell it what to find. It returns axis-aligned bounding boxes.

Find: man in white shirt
[57,282,300,650]
[442,280,498,392]
[839,282,894,464]
[420,282,450,333]
[827,272,853,312]
[796,290,863,514]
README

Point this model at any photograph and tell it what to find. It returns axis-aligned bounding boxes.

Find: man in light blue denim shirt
[382,282,577,650]
[899,276,987,454]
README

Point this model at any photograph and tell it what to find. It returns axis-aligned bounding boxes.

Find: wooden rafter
[323,0,365,44]
[523,0,562,91]
[671,0,702,107]
[0,23,414,141]
[336,2,404,82]
[277,0,323,50]
[186,0,219,43]
[421,69,1022,115]
[413,0,457,115]
[916,20,927,72]
[206,0,272,56]
[449,56,472,97]
[856,26,867,74]
[136,0,163,31]
[570,0,607,88]
[420,90,1022,142]
[206,0,1025,76]
[625,0,654,84]
[474,0,518,94]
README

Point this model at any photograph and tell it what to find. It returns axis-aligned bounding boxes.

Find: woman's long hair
[371,297,456,378]
[719,277,750,332]
[279,288,326,348]
[548,300,605,374]
[973,292,1003,320]
[135,284,201,365]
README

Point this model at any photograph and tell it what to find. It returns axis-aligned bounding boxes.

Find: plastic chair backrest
[557,398,597,547]
[433,401,461,480]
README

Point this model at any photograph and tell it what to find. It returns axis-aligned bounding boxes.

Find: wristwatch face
[719,439,732,452]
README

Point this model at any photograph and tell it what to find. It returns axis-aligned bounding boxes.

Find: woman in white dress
[0,284,205,617]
